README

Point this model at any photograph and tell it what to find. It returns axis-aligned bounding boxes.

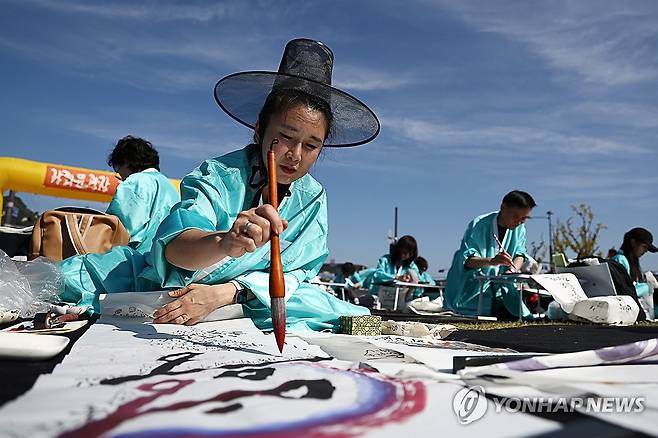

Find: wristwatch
[230,280,252,304]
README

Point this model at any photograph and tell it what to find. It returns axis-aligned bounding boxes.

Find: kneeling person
[59,39,380,333]
[444,190,535,319]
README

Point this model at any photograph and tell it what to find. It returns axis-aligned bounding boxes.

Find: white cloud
[536,165,658,203]
[334,65,414,91]
[119,37,270,66]
[14,0,234,22]
[384,116,649,156]
[314,144,409,173]
[563,101,658,130]
[0,32,270,92]
[428,0,658,86]
[39,109,246,166]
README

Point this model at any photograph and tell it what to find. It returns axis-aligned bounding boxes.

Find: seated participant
[334,262,357,289]
[106,136,179,253]
[444,190,535,319]
[59,38,380,333]
[357,235,420,294]
[412,256,435,299]
[611,227,657,318]
[415,257,435,285]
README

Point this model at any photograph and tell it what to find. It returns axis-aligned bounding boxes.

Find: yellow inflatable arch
[0,157,180,222]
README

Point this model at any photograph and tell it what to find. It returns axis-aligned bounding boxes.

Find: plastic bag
[0,249,63,317]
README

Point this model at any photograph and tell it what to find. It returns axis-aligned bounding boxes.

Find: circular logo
[452,385,487,425]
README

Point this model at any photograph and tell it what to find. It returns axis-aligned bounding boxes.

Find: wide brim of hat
[214,71,380,147]
[649,244,658,253]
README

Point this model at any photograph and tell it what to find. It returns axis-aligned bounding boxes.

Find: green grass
[450,319,658,331]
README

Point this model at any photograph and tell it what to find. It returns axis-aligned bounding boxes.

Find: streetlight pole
[532,211,555,273]
[547,211,554,273]
[394,207,398,241]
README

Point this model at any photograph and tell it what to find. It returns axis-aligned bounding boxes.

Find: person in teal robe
[418,271,435,285]
[444,191,536,319]
[59,38,381,333]
[106,135,179,253]
[333,262,357,295]
[412,256,436,299]
[611,227,657,318]
[351,267,376,290]
[143,144,371,331]
[355,235,420,295]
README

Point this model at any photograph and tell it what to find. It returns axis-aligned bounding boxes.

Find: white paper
[531,274,588,312]
[0,319,562,437]
[100,292,245,321]
[570,296,639,325]
[365,335,518,373]
[297,332,413,363]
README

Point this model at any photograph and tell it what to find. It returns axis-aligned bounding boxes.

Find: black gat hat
[214,38,380,147]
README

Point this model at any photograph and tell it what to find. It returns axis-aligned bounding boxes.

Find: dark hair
[107,135,160,172]
[620,235,642,282]
[390,235,418,268]
[253,89,333,146]
[502,190,536,209]
[341,262,356,277]
[415,256,428,273]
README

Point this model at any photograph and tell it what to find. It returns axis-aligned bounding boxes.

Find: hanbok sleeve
[352,268,376,288]
[148,161,231,288]
[370,256,396,284]
[636,282,652,298]
[461,220,483,268]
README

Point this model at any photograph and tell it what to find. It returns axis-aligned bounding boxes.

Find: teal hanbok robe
[444,211,530,318]
[412,271,436,299]
[358,255,420,295]
[351,268,375,289]
[61,145,367,332]
[611,251,651,298]
[418,272,436,285]
[106,169,179,253]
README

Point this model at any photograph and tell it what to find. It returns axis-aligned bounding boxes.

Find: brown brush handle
[268,149,286,299]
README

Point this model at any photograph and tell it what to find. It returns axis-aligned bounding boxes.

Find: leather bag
[29,207,129,261]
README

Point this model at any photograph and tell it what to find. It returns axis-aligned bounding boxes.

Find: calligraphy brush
[493,233,505,253]
[267,138,286,352]
[493,233,517,273]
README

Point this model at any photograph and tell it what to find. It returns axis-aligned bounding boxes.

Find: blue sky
[1,0,657,272]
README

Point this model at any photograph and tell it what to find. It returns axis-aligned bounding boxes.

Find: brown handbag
[29,207,130,261]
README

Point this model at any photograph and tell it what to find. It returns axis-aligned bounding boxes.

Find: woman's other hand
[153,283,238,325]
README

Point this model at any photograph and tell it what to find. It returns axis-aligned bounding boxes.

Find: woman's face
[259,104,326,185]
[632,239,649,258]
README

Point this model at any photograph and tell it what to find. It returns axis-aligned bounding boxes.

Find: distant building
[2,191,38,226]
